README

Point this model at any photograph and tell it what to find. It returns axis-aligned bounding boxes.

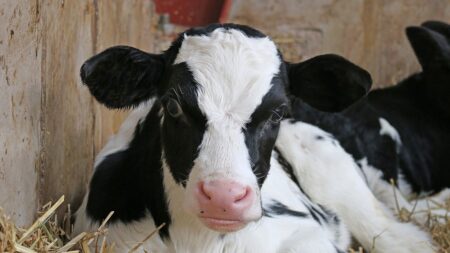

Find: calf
[74,24,433,253]
[291,21,450,224]
[367,21,450,193]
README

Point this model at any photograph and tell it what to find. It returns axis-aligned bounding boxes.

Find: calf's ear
[421,20,450,43]
[80,46,165,108]
[406,25,450,72]
[286,54,372,112]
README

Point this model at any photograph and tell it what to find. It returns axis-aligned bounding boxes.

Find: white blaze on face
[174,28,281,219]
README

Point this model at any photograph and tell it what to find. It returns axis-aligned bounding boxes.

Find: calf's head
[81,24,371,232]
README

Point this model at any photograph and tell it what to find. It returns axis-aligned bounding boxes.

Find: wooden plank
[0,0,41,226]
[38,0,96,211]
[93,1,156,153]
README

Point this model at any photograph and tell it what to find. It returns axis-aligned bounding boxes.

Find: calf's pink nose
[196,179,253,219]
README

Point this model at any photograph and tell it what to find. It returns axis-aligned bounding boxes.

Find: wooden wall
[0,1,42,226]
[0,0,449,226]
[230,0,450,87]
[0,0,158,226]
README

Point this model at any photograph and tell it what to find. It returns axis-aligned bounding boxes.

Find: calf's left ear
[286,54,372,112]
[80,46,165,109]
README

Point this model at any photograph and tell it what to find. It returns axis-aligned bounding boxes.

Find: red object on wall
[154,0,232,27]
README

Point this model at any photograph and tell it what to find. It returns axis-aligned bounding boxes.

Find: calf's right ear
[80,46,165,108]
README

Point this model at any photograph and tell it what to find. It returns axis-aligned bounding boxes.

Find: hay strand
[1,194,449,252]
[18,196,65,244]
[57,232,86,253]
[128,223,166,253]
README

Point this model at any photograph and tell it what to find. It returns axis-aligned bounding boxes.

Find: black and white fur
[366,21,450,194]
[291,21,450,225]
[74,24,434,253]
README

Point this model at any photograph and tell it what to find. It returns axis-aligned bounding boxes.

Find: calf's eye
[165,98,183,118]
[269,105,287,124]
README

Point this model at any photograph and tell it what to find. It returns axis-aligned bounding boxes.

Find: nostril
[199,182,212,200]
[234,186,251,203]
[198,180,253,206]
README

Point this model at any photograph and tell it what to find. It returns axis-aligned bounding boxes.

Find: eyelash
[269,105,287,124]
[163,96,183,118]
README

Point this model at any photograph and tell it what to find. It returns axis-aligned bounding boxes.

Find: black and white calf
[74,24,434,253]
[291,20,450,225]
[366,21,450,194]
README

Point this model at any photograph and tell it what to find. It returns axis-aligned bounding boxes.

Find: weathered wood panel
[38,0,96,211]
[0,0,41,226]
[93,0,156,154]
[0,0,158,225]
[0,0,449,227]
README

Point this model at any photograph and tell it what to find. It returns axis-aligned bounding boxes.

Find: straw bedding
[1,195,448,252]
[0,196,163,253]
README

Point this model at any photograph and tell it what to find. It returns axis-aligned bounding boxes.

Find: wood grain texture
[230,0,450,87]
[93,0,155,155]
[37,0,96,214]
[0,0,41,226]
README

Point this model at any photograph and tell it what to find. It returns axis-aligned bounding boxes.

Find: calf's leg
[275,120,435,253]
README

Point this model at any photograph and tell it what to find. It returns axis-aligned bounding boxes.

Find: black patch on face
[155,24,272,187]
[160,63,207,186]
[86,102,171,238]
[160,23,273,187]
[263,200,308,218]
[244,76,288,186]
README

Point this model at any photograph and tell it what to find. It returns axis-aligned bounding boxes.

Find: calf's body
[74,24,434,252]
[290,21,450,225]
[354,21,450,194]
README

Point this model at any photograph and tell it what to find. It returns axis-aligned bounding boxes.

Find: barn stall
[0,0,449,252]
